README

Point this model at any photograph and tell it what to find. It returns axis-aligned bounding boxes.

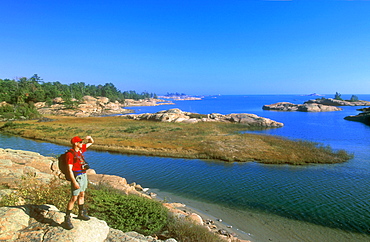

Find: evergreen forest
[0,74,157,105]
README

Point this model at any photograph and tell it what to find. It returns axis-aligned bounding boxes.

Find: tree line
[0,74,157,105]
[0,74,158,120]
[334,92,359,102]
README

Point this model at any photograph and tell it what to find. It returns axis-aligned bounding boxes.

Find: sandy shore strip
[152,189,370,242]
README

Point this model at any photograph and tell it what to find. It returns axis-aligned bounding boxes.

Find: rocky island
[125,108,284,127]
[262,102,342,112]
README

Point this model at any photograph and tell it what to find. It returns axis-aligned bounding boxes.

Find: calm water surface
[1,95,370,239]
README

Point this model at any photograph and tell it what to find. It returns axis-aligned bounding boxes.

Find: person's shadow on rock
[21,204,64,228]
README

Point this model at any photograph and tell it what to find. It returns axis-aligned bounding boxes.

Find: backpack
[58,150,74,181]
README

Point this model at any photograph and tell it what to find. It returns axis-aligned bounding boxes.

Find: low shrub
[87,185,168,235]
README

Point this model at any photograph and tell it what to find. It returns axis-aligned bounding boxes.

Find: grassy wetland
[0,116,353,165]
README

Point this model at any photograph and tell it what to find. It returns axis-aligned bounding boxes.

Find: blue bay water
[1,94,370,240]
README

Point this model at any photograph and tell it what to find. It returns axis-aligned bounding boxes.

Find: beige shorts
[71,173,88,196]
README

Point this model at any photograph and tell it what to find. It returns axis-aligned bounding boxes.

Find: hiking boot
[63,215,74,230]
[77,209,90,221]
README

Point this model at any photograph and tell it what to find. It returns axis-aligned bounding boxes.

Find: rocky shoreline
[0,148,249,242]
[344,107,370,125]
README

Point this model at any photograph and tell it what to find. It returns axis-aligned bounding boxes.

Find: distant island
[304,93,324,97]
[159,92,203,101]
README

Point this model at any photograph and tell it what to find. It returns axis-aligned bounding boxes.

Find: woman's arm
[85,136,94,149]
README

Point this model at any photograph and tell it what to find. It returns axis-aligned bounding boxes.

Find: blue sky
[1,0,370,95]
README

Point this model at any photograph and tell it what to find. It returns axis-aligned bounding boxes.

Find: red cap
[71,136,83,144]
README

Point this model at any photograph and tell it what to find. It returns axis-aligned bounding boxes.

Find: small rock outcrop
[124,108,284,127]
[0,149,55,188]
[305,98,370,106]
[262,102,342,112]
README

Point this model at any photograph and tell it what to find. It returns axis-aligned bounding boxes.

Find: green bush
[87,185,168,235]
[0,102,41,120]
